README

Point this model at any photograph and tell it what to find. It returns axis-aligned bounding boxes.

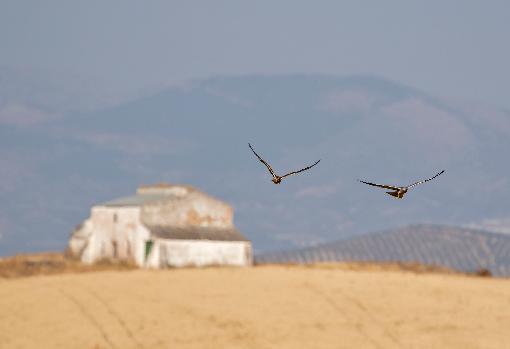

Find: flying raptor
[359,170,445,198]
[249,143,320,184]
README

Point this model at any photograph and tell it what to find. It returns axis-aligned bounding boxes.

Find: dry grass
[0,252,491,279]
[0,252,135,278]
[1,264,509,349]
[292,260,460,274]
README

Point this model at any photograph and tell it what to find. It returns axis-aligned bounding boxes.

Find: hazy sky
[2,1,510,108]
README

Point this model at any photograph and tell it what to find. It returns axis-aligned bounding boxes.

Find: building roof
[99,194,168,207]
[97,183,212,208]
[137,183,195,196]
[147,225,250,242]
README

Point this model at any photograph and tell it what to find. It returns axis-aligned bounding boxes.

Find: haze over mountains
[1,73,509,255]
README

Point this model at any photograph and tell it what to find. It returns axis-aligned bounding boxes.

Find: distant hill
[256,224,510,276]
[0,66,121,126]
[1,74,510,255]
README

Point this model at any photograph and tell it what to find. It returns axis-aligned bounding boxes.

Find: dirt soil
[0,265,509,349]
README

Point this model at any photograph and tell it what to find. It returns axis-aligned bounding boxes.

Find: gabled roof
[99,194,168,207]
[147,225,249,242]
[96,183,216,208]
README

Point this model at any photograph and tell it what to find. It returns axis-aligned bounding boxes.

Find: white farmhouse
[68,183,252,268]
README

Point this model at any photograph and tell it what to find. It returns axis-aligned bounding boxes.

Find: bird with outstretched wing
[359,170,445,198]
[249,143,320,184]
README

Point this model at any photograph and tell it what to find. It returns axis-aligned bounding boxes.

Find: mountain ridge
[1,74,509,255]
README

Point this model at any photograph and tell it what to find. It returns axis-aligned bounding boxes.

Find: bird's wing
[358,180,400,191]
[280,160,320,178]
[248,143,276,177]
[407,170,445,188]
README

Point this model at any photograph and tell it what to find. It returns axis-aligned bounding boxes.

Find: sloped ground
[256,225,510,276]
[1,265,509,349]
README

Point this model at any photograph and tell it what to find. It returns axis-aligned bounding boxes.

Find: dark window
[145,240,154,261]
[112,241,118,259]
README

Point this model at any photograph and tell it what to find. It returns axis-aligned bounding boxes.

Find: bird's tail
[386,191,402,198]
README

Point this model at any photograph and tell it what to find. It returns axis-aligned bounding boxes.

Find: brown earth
[1,263,509,349]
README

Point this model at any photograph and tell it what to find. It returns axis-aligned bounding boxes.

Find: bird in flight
[359,170,445,198]
[249,143,320,184]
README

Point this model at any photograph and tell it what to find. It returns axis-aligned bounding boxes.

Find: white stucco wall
[69,184,252,268]
[70,205,150,265]
[69,204,253,268]
[145,239,252,268]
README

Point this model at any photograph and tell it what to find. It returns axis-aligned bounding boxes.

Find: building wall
[146,239,252,268]
[69,205,251,268]
[69,206,150,265]
[69,184,251,268]
[141,191,233,228]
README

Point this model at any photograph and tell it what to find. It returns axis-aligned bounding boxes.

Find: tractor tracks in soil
[59,283,144,349]
[304,282,403,349]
